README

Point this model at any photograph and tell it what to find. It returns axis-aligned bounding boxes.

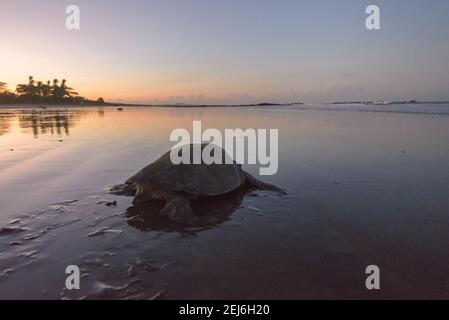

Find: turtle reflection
[125,188,250,233]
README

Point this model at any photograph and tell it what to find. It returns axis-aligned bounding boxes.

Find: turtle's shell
[126,144,246,197]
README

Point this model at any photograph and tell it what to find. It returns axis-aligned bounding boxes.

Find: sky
[1,0,449,104]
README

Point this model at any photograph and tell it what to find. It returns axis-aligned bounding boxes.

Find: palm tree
[27,76,37,96]
[10,76,85,103]
[15,83,27,96]
[16,76,38,97]
[51,79,63,100]
[60,79,78,98]
[36,81,43,97]
[0,82,16,103]
[42,80,51,97]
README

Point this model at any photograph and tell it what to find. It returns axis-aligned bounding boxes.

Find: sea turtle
[111,144,284,224]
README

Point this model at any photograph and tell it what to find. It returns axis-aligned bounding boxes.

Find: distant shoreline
[330,100,449,105]
[0,102,305,109]
[1,101,448,110]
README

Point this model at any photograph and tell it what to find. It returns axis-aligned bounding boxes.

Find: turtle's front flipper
[162,195,197,224]
[244,172,287,194]
[110,183,136,196]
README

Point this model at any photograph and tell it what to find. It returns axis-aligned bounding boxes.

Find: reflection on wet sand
[18,109,86,137]
[125,189,248,233]
[0,112,13,136]
[97,107,105,117]
[0,108,96,137]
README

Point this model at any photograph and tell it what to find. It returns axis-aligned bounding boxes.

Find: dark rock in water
[97,199,117,207]
[106,200,117,207]
[117,107,124,111]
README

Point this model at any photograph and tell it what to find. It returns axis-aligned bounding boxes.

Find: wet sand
[1,105,449,299]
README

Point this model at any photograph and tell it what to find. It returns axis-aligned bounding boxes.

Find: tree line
[0,76,105,104]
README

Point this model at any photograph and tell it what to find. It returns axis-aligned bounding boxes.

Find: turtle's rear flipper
[162,195,198,224]
[244,172,287,194]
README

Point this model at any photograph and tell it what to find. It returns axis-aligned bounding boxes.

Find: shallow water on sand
[0,104,448,299]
